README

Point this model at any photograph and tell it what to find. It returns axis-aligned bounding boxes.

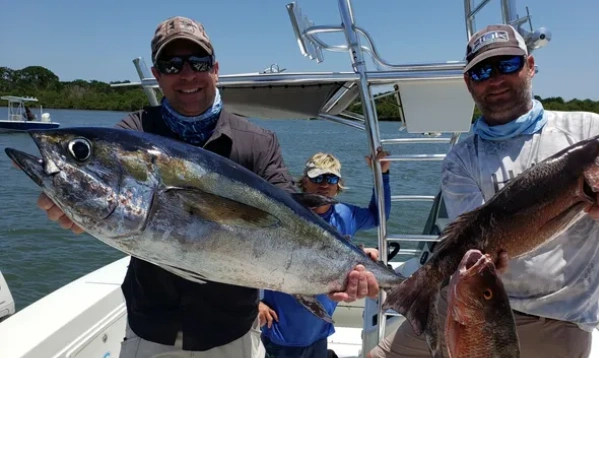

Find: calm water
[0,107,455,311]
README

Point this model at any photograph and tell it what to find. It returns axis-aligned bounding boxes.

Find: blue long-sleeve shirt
[260,173,391,347]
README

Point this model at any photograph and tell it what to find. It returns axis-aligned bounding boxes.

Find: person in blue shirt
[259,149,392,357]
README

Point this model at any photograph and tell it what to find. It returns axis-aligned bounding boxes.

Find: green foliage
[0,65,154,112]
[1,65,597,121]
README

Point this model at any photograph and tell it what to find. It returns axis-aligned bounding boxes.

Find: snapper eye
[67,138,92,162]
[483,289,493,300]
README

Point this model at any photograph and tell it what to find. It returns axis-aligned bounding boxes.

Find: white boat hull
[0,256,597,358]
[0,258,128,358]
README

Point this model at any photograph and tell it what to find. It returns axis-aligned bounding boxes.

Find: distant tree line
[0,66,152,112]
[2,65,598,122]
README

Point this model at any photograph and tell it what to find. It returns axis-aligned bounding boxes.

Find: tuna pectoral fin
[294,295,334,324]
[161,187,280,228]
[382,264,442,337]
[291,193,339,209]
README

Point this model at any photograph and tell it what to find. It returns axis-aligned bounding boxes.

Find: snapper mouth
[459,249,495,277]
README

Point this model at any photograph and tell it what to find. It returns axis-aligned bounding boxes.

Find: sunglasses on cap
[308,174,340,184]
[467,55,525,82]
[155,55,215,75]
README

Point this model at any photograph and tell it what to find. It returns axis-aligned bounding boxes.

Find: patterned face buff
[161,88,223,146]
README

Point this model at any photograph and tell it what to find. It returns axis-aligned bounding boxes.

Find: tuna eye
[483,289,493,300]
[67,138,92,162]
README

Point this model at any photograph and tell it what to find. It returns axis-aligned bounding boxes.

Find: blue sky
[2,0,597,101]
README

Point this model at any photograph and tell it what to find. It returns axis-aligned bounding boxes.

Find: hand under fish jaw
[37,193,86,234]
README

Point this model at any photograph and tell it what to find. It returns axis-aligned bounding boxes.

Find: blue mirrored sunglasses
[155,55,214,75]
[308,174,340,184]
[468,55,525,82]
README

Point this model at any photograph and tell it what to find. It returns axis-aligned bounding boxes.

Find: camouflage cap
[151,16,214,63]
[464,24,528,73]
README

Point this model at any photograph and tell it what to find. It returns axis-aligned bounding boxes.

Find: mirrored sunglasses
[155,55,214,75]
[468,55,525,82]
[308,174,340,184]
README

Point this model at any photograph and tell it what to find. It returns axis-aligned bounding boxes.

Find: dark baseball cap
[151,16,214,63]
[464,24,528,73]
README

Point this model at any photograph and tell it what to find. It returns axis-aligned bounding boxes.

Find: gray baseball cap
[464,24,528,73]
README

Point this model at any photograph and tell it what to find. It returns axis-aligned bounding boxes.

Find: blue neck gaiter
[473,99,548,141]
[160,88,223,146]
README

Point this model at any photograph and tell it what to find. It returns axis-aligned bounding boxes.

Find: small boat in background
[0,95,60,132]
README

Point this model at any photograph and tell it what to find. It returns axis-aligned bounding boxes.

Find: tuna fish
[383,134,599,356]
[445,249,520,358]
[5,127,405,322]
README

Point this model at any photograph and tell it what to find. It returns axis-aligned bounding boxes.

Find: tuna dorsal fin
[160,187,280,228]
[291,193,339,209]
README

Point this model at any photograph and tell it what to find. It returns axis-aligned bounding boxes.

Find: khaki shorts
[367,287,592,358]
[119,316,265,358]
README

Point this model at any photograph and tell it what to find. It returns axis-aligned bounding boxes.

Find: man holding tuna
[34,16,381,358]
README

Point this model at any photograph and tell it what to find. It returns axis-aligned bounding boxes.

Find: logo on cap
[470,30,509,55]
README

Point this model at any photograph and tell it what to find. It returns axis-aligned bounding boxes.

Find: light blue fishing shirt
[441,109,599,332]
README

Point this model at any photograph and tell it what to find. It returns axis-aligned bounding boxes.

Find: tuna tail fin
[382,263,444,338]
[294,295,335,324]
